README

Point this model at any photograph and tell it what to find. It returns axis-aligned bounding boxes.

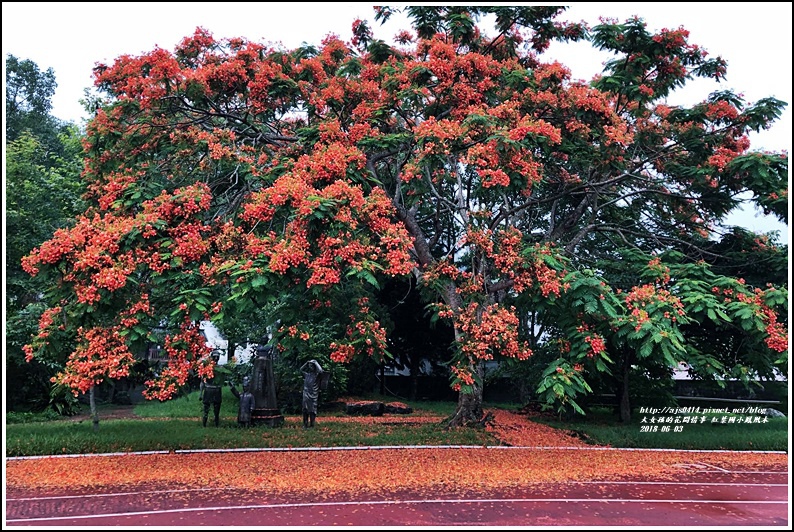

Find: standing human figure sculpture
[229,376,255,428]
[300,359,324,428]
[199,351,224,427]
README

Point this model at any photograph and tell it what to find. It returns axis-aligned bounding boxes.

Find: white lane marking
[705,471,790,474]
[695,461,731,472]
[6,445,787,460]
[577,481,788,486]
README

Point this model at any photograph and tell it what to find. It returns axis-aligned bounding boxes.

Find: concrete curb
[6,445,786,461]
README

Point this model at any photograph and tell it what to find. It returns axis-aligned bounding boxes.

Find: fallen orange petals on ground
[6,409,786,497]
[313,415,445,425]
[485,409,588,447]
[6,447,786,496]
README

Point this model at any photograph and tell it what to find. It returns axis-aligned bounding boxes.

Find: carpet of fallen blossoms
[6,408,786,497]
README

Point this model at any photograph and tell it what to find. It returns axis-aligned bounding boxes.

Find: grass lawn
[5,390,788,457]
[534,406,788,452]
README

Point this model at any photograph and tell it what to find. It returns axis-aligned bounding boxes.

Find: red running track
[6,464,789,527]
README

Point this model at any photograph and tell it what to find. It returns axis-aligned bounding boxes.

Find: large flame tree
[23,7,787,426]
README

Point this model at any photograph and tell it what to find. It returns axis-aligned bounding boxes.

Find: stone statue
[252,345,278,410]
[229,376,255,428]
[300,359,324,428]
[199,351,224,427]
[249,344,284,427]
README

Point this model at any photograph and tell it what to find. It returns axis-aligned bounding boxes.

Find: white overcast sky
[2,2,791,243]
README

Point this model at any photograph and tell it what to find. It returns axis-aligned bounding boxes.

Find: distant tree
[707,227,789,288]
[5,56,86,412]
[5,54,73,155]
[6,131,85,309]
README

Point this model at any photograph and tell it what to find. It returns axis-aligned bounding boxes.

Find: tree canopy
[21,7,787,425]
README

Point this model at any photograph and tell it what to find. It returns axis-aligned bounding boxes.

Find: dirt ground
[70,404,141,422]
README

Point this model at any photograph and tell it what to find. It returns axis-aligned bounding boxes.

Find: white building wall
[199,321,260,365]
[199,321,229,364]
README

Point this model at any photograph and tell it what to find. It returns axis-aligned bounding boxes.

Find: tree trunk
[619,349,632,423]
[89,385,99,432]
[446,361,487,428]
[409,351,419,401]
